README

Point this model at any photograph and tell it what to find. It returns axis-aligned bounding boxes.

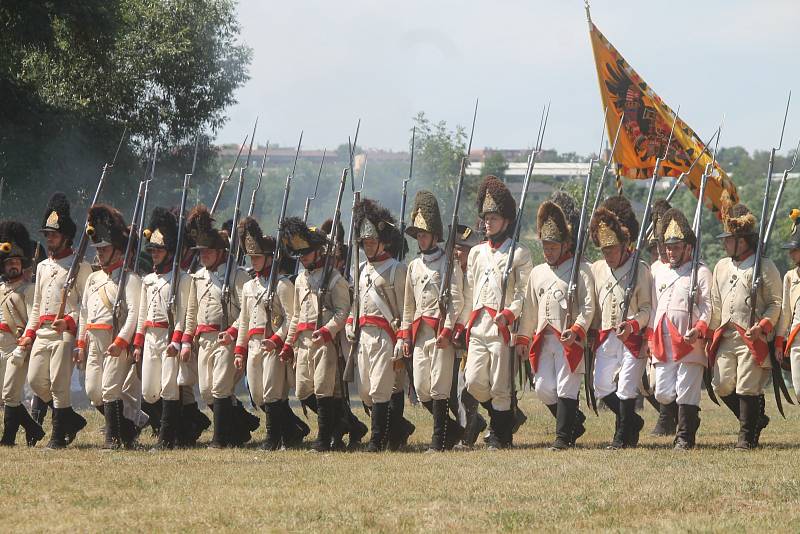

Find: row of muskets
[47,92,800,415]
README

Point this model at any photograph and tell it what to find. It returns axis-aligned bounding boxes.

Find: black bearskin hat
[602,195,639,243]
[660,207,696,246]
[477,175,516,221]
[87,204,128,251]
[144,207,179,252]
[0,221,34,268]
[238,217,275,256]
[186,205,227,250]
[353,198,400,245]
[406,190,444,242]
[281,216,328,258]
[41,192,77,242]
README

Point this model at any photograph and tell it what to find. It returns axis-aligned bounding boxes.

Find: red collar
[102,259,124,275]
[554,252,573,268]
[307,258,326,272]
[368,252,392,263]
[180,251,195,271]
[257,267,272,279]
[50,247,73,261]
[737,250,754,262]
[154,262,171,275]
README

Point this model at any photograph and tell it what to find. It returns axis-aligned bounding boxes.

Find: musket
[750,93,795,415]
[342,186,362,383]
[167,136,200,330]
[764,138,800,253]
[221,119,258,327]
[430,101,478,402]
[55,128,128,321]
[112,180,147,333]
[133,143,157,275]
[619,108,680,324]
[568,107,611,415]
[397,127,416,263]
[0,177,4,212]
[498,102,550,414]
[210,135,248,215]
[247,140,269,218]
[303,149,326,223]
[316,168,349,331]
[584,114,625,256]
[262,132,303,313]
[343,120,362,282]
[689,118,724,408]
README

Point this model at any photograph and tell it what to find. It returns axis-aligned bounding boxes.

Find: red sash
[528,325,584,373]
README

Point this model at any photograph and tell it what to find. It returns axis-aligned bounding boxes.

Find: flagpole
[585,0,592,25]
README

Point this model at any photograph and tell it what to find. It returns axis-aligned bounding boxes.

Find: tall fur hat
[238,216,275,256]
[660,207,696,246]
[477,175,516,221]
[321,218,346,259]
[537,201,570,245]
[0,221,34,268]
[590,207,628,248]
[353,198,400,245]
[717,192,756,238]
[41,192,77,241]
[87,204,128,250]
[550,190,580,246]
[144,207,179,252]
[280,216,328,258]
[405,190,444,242]
[186,205,227,250]
[650,199,672,246]
[602,195,639,242]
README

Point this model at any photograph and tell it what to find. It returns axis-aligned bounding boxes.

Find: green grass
[2,395,800,533]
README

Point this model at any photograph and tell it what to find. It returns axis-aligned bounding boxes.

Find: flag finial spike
[585,0,592,24]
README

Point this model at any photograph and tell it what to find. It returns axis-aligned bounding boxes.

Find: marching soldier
[457,176,532,450]
[589,195,652,449]
[279,217,350,452]
[398,191,465,451]
[0,221,46,446]
[132,207,192,450]
[709,199,781,449]
[348,199,409,452]
[520,192,595,450]
[180,206,251,448]
[18,193,90,449]
[647,199,678,436]
[75,204,145,449]
[777,210,800,400]
[648,208,711,450]
[233,217,303,450]
[450,224,487,448]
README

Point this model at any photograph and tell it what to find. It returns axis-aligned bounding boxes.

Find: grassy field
[2,394,800,533]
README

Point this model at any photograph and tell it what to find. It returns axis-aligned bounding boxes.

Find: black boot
[311,396,334,452]
[17,405,46,447]
[281,399,309,448]
[152,400,180,450]
[460,391,486,447]
[674,404,700,450]
[546,403,558,418]
[177,402,209,447]
[228,402,254,447]
[551,397,578,450]
[301,395,318,414]
[30,396,48,426]
[651,401,678,436]
[209,398,231,449]
[720,393,740,418]
[63,407,87,446]
[621,398,644,448]
[45,408,67,449]
[141,399,162,437]
[1,406,20,446]
[602,394,624,449]
[441,399,465,450]
[753,394,769,447]
[262,400,284,451]
[346,402,368,449]
[387,391,414,451]
[511,405,528,434]
[367,401,390,452]
[329,398,348,451]
[429,399,447,452]
[572,407,586,446]
[102,401,123,450]
[487,409,513,450]
[736,395,759,450]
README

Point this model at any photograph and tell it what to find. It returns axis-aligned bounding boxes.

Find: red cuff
[346,317,354,326]
[439,327,452,340]
[113,337,129,350]
[171,330,183,344]
[76,339,86,350]
[694,320,709,339]
[758,319,773,335]
[64,316,77,336]
[24,329,37,340]
[515,335,530,348]
[570,324,586,341]
[181,333,193,344]
[500,309,516,325]
[316,327,333,344]
[627,320,640,335]
[133,332,145,348]
[453,323,465,340]
[279,343,294,359]
[234,345,247,356]
[268,333,283,347]
[226,326,238,339]
[396,329,409,340]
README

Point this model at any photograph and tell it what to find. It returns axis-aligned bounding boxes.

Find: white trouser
[141,328,180,402]
[412,322,455,402]
[653,326,703,406]
[533,332,582,405]
[464,311,512,411]
[357,326,396,404]
[593,333,645,401]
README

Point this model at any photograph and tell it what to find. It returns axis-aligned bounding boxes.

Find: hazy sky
[218,0,800,156]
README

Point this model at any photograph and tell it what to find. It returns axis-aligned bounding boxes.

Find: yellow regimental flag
[588,17,738,213]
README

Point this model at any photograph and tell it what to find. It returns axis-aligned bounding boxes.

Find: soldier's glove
[392,340,405,362]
